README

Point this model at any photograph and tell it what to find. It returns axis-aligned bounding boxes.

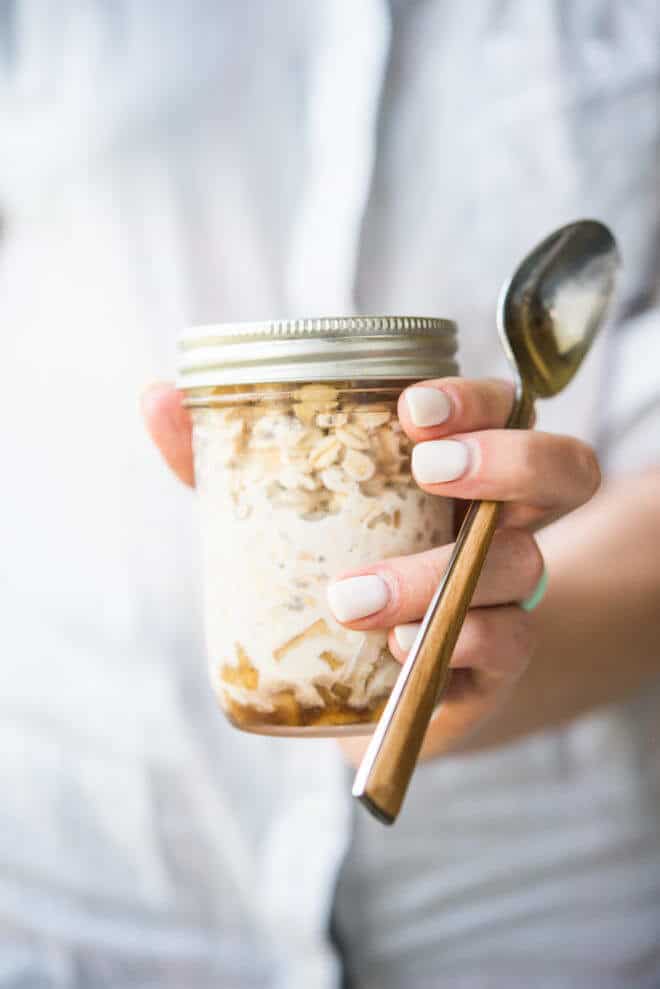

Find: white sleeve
[600,308,660,475]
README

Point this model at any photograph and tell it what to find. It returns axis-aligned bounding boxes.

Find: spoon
[353,219,620,825]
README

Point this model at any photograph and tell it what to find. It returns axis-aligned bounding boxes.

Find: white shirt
[1,2,660,986]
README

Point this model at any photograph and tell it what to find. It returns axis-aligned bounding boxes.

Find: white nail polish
[412,440,470,484]
[406,387,451,427]
[394,623,421,651]
[327,575,390,622]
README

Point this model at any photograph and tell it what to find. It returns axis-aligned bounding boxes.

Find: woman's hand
[327,377,601,761]
[141,377,602,760]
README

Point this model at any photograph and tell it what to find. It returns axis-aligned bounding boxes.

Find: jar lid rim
[179,315,456,346]
[177,315,459,388]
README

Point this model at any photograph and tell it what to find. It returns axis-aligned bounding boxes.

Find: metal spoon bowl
[353,219,620,825]
[500,219,619,400]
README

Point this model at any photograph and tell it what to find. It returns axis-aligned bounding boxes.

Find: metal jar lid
[177,315,458,389]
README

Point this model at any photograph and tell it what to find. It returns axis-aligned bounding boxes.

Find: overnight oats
[178,317,459,736]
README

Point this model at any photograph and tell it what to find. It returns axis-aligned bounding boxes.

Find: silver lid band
[177,315,459,389]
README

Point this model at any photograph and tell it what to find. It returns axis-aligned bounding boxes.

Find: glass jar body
[189,381,454,736]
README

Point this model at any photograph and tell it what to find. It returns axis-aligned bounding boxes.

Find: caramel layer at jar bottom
[221,690,388,736]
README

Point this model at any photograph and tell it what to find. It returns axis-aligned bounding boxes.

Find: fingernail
[412,440,470,484]
[405,387,452,427]
[327,575,390,622]
[394,623,421,651]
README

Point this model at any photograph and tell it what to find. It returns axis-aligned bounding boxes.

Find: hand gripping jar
[178,316,459,736]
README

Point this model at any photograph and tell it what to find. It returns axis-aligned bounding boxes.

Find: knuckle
[490,377,516,421]
[464,609,491,654]
[377,567,405,617]
[383,551,439,619]
[460,607,536,677]
[489,609,536,679]
[578,442,602,498]
[470,384,492,424]
[510,608,536,664]
[505,529,544,592]
[557,437,601,503]
[395,575,418,618]
[516,433,542,497]
[454,379,482,421]
[465,377,513,425]
[411,551,447,609]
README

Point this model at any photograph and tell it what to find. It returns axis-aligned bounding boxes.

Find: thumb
[141,382,195,486]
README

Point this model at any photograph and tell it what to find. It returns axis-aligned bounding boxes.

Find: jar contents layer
[192,385,453,734]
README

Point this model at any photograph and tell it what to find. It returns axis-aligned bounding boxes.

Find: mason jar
[178,316,459,737]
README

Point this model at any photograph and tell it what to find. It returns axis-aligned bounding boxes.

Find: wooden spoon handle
[352,498,499,823]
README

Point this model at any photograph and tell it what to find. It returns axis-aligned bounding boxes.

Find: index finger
[398,377,516,442]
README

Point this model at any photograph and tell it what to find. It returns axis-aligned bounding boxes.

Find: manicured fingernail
[412,440,471,484]
[405,387,452,427]
[394,623,421,651]
[327,575,390,622]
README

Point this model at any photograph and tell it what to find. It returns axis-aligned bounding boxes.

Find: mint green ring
[520,566,548,612]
